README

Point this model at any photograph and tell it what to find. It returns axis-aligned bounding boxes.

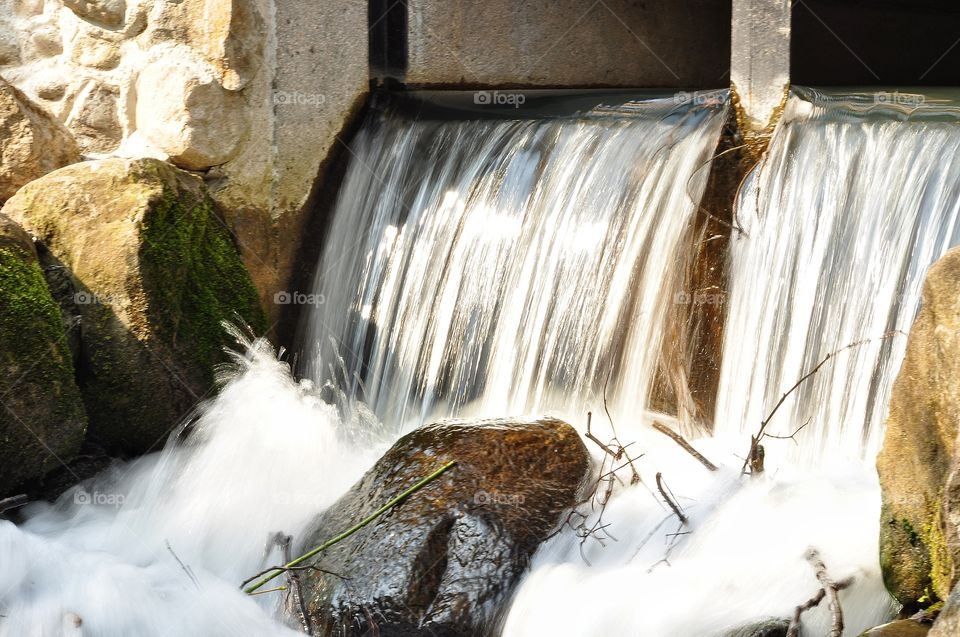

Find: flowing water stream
[2,89,960,636]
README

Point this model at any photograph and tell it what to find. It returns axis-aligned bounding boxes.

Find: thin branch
[243,459,457,593]
[585,412,617,457]
[240,563,350,590]
[743,332,904,474]
[275,533,311,635]
[165,541,199,589]
[786,576,853,637]
[806,549,847,637]
[651,421,718,471]
[655,472,687,524]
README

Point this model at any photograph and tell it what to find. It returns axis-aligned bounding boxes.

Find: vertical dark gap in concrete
[370,0,408,87]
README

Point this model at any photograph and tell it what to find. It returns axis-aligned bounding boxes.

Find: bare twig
[585,412,617,458]
[165,541,199,589]
[806,549,846,637]
[786,550,854,637]
[652,421,718,471]
[275,533,311,634]
[743,332,903,474]
[240,563,349,590]
[553,408,646,564]
[655,472,687,525]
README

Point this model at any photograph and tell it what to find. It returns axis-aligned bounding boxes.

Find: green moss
[925,493,953,601]
[138,181,267,383]
[0,247,86,486]
[900,518,921,546]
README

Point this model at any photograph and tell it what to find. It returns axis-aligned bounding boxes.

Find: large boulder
[135,47,248,170]
[877,247,960,607]
[295,417,592,637]
[0,78,80,202]
[1,158,266,452]
[0,213,86,493]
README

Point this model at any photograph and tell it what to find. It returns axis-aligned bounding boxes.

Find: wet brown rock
[297,417,591,637]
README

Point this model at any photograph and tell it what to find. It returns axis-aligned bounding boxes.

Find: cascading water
[0,331,386,636]
[3,88,960,637]
[302,92,728,434]
[504,89,960,635]
[716,88,960,464]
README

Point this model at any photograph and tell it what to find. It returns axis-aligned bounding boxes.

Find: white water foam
[0,334,384,636]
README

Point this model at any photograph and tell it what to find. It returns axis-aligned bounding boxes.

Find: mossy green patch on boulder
[877,246,960,608]
[1,158,266,452]
[0,213,86,492]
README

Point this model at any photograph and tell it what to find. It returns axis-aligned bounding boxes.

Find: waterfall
[503,88,960,636]
[302,92,728,432]
[716,88,960,465]
[5,88,960,636]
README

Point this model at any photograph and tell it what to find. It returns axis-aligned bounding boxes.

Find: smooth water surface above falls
[302,92,728,434]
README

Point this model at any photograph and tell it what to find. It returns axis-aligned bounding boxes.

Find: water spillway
[3,88,960,636]
[717,88,960,464]
[302,91,729,433]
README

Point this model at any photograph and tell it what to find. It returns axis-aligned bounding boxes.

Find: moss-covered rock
[877,247,960,608]
[0,213,86,493]
[0,158,266,452]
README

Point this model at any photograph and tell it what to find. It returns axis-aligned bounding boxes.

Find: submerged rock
[0,78,79,202]
[877,246,960,607]
[0,213,86,492]
[295,417,591,637]
[722,617,790,637]
[1,158,266,452]
[718,619,789,637]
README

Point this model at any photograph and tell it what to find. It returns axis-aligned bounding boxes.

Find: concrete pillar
[731,0,790,135]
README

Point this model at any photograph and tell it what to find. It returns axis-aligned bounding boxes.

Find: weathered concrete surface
[403,0,730,88]
[731,0,790,135]
[207,0,368,316]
